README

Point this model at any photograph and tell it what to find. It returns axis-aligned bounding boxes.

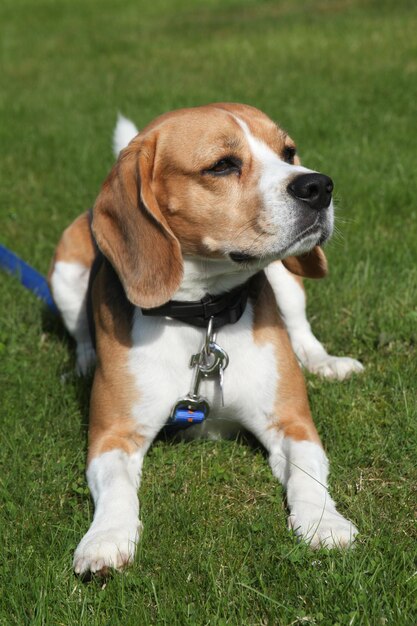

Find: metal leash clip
[169,317,229,425]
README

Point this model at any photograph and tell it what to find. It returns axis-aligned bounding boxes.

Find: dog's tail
[113,113,139,157]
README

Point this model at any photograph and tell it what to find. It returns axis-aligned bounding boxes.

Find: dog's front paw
[289,505,358,549]
[73,521,141,576]
[306,355,364,381]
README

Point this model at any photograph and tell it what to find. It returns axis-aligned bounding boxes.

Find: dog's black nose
[287,173,334,211]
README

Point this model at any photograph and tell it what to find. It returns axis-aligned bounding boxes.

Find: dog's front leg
[73,443,146,576]
[253,419,358,549]
[249,284,358,548]
[72,261,160,576]
[266,261,364,380]
[73,355,159,576]
[273,436,357,548]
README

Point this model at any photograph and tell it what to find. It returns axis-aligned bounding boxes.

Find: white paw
[76,342,96,376]
[73,521,141,575]
[306,355,364,380]
[289,505,358,549]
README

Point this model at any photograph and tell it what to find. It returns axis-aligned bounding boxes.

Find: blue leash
[0,244,58,314]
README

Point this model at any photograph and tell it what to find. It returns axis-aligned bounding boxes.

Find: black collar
[142,272,262,329]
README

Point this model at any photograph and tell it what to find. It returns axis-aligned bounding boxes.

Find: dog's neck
[173,257,258,302]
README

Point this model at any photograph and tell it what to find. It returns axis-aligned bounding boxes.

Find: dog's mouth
[229,216,332,265]
[229,232,324,265]
[229,251,259,264]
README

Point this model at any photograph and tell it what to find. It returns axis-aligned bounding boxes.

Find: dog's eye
[203,156,242,176]
[283,146,297,165]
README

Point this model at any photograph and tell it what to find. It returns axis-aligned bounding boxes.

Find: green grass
[1,0,417,624]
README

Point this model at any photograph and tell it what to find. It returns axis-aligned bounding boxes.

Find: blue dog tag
[169,397,210,425]
[172,408,206,424]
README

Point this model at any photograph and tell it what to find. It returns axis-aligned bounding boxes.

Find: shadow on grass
[41,305,92,437]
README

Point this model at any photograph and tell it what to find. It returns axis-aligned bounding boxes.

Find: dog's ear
[92,133,183,308]
[282,246,328,279]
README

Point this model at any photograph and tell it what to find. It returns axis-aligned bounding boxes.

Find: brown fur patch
[87,260,144,463]
[252,275,321,445]
[48,212,95,281]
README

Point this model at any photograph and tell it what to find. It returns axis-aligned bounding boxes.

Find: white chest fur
[128,303,278,439]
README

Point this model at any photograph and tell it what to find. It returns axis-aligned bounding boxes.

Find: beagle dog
[49,103,361,576]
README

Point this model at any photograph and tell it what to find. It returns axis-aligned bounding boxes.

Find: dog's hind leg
[266,261,364,380]
[49,212,96,374]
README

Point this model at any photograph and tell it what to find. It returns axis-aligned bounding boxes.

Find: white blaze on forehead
[231,115,312,190]
[231,114,313,239]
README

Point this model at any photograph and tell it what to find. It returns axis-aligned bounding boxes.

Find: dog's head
[92,103,333,308]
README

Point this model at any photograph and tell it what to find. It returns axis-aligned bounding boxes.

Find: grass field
[1,0,417,624]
